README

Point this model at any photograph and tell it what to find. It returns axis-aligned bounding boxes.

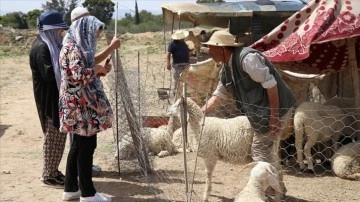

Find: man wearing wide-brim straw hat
[201,30,296,200]
[166,30,193,97]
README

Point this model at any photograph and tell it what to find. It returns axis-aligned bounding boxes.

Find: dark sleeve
[37,42,56,82]
[167,40,174,53]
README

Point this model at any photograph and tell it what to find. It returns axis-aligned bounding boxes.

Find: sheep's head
[167,97,183,117]
[168,97,204,122]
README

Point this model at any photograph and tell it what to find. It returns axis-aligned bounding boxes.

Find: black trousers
[64,133,97,197]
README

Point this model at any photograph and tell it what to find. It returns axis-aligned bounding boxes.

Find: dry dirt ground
[1,31,360,202]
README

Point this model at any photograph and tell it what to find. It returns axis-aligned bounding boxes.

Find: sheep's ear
[174,97,183,106]
[167,98,182,116]
[239,162,258,172]
[167,107,178,116]
[268,173,283,196]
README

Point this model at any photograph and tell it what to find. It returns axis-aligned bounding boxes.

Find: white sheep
[172,108,296,167]
[234,161,284,202]
[171,127,197,153]
[331,141,360,180]
[294,102,354,172]
[169,97,264,202]
[115,116,181,159]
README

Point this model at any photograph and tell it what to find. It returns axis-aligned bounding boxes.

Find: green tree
[42,0,63,14]
[124,13,132,20]
[109,11,164,34]
[138,10,160,24]
[42,0,80,25]
[26,9,42,28]
[82,0,115,25]
[63,0,79,24]
[0,12,28,29]
[135,0,140,25]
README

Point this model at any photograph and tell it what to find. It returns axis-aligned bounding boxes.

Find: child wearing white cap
[71,7,90,22]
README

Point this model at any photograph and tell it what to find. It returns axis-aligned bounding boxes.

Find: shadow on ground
[0,124,11,138]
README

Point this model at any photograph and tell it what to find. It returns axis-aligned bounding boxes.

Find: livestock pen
[92,31,360,202]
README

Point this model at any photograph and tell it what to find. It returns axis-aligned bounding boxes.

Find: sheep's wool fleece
[331,141,360,180]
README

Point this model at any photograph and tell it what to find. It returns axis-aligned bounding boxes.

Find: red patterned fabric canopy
[251,0,360,74]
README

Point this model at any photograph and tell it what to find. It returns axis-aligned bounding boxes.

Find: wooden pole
[115,2,117,38]
[114,1,120,176]
[347,37,360,108]
[163,9,167,53]
[180,84,190,202]
[138,51,141,125]
[347,37,360,137]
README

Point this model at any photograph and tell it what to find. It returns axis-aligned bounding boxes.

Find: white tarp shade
[162,0,306,33]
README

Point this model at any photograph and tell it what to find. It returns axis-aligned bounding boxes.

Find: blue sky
[0,0,240,16]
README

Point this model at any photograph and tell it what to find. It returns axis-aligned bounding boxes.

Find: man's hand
[266,84,280,135]
[167,63,171,70]
[269,115,281,135]
[201,95,222,114]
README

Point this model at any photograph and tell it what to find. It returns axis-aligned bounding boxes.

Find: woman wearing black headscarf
[29,9,68,188]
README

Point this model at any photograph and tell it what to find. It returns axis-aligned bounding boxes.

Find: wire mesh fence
[95,34,360,202]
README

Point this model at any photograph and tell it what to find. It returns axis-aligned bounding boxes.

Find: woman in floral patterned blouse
[59,15,113,202]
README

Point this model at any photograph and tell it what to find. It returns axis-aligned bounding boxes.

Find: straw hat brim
[202,41,243,47]
[171,31,189,40]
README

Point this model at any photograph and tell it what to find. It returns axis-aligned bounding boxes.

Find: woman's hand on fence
[110,37,121,50]
[104,63,112,74]
[94,64,108,77]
